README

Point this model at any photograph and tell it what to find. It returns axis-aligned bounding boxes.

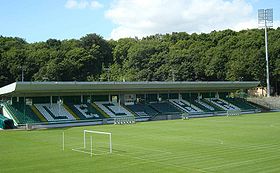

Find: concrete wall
[247,97,280,110]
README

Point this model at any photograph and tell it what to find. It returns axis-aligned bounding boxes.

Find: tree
[1,29,280,94]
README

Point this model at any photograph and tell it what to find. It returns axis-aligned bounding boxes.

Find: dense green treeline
[1,29,280,94]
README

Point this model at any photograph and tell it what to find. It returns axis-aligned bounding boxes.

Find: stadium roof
[0,81,259,96]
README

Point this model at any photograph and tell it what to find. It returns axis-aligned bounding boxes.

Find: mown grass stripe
[1,112,280,173]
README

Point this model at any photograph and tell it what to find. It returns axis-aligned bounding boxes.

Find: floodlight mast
[258,9,273,97]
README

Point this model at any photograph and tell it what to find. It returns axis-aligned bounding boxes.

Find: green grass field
[1,112,280,173]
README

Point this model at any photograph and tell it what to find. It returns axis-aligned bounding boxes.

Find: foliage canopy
[1,28,280,94]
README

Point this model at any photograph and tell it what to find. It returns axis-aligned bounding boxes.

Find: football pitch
[1,112,279,173]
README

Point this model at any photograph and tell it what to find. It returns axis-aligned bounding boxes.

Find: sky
[0,0,279,43]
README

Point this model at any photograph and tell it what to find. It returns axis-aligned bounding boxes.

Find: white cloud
[90,1,103,9]
[65,0,78,9]
[273,20,280,29]
[65,0,103,9]
[105,0,262,39]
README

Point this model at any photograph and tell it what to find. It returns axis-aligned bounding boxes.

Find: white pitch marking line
[203,155,280,170]
[114,152,209,173]
[72,148,110,156]
[112,143,173,154]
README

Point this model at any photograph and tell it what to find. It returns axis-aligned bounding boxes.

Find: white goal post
[63,130,112,156]
[83,130,112,154]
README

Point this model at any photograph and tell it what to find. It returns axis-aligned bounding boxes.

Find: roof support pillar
[50,96,52,107]
[179,93,182,100]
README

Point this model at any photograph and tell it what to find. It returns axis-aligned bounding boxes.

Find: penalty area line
[202,155,280,171]
[114,152,208,173]
[71,148,111,156]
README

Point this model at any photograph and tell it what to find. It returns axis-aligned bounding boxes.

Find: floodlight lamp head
[258,8,273,28]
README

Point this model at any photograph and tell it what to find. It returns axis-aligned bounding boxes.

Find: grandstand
[0,81,261,129]
[125,103,158,117]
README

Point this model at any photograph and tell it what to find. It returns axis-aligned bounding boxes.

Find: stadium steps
[188,100,212,112]
[84,103,104,119]
[94,102,115,117]
[34,104,76,121]
[203,98,234,111]
[146,104,160,115]
[91,102,110,118]
[43,106,68,119]
[149,101,182,115]
[2,104,20,124]
[126,103,159,116]
[3,103,41,124]
[168,100,189,113]
[12,103,42,123]
[31,105,48,122]
[104,103,133,116]
[179,99,203,112]
[120,104,138,117]
[201,99,225,111]
[63,103,81,120]
[64,102,88,119]
[224,98,258,111]
[168,99,202,113]
[94,102,133,117]
[214,98,240,110]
